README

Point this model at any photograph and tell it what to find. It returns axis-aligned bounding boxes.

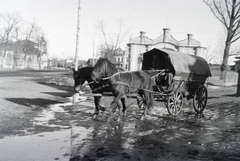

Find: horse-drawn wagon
[141,48,212,115]
[73,48,211,119]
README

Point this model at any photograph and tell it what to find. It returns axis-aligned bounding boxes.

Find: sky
[1,0,226,62]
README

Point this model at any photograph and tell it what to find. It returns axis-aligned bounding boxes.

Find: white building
[127,28,206,71]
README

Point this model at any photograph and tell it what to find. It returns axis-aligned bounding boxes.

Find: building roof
[130,36,153,45]
[154,34,178,46]
[128,29,203,48]
[178,38,201,47]
[0,40,41,56]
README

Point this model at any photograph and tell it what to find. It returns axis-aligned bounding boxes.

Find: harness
[105,71,135,90]
[87,71,170,96]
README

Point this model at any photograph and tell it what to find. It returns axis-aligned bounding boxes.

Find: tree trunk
[3,42,8,68]
[38,56,42,70]
[2,57,6,68]
[220,41,231,80]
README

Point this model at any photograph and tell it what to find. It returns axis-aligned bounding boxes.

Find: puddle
[0,126,92,161]
[2,93,240,160]
[0,94,100,160]
[33,102,71,127]
[33,94,95,128]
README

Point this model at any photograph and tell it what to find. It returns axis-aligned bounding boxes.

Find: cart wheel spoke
[137,95,146,110]
[193,85,207,113]
[166,90,183,115]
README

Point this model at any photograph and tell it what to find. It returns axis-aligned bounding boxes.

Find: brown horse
[73,66,124,117]
[73,67,107,116]
[91,58,154,119]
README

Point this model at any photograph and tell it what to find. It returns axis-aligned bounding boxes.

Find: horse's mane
[78,66,93,73]
[76,66,94,81]
[94,58,118,77]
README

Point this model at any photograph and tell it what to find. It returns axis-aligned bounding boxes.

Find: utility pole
[93,41,95,65]
[74,0,81,71]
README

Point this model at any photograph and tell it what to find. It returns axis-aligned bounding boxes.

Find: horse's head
[91,57,118,82]
[72,67,92,93]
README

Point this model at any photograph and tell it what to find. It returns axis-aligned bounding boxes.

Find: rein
[150,70,165,79]
[101,70,165,81]
[101,71,132,80]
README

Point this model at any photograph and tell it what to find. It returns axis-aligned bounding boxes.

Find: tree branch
[231,32,240,43]
[224,0,231,18]
[203,0,228,28]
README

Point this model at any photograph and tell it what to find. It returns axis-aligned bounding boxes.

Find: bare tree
[21,21,48,70]
[95,19,129,61]
[95,20,109,51]
[24,19,40,41]
[36,36,47,69]
[203,0,240,79]
[204,42,218,64]
[0,11,21,68]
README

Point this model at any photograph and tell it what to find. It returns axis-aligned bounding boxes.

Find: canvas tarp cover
[142,48,212,81]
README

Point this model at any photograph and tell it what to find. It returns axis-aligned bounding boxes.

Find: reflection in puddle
[0,95,97,161]
[33,102,70,127]
[70,126,94,158]
[0,126,92,161]
[2,93,240,161]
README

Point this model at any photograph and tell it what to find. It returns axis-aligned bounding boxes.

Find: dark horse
[91,58,154,119]
[72,66,124,117]
[72,67,109,116]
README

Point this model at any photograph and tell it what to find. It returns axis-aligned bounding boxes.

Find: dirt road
[0,70,240,161]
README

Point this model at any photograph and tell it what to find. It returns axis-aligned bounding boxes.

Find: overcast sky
[1,0,225,61]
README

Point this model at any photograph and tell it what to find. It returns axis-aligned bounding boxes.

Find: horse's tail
[147,83,154,109]
[141,71,154,108]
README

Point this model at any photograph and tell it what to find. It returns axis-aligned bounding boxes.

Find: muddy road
[0,69,240,161]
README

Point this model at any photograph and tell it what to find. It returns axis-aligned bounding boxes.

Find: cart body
[141,48,212,115]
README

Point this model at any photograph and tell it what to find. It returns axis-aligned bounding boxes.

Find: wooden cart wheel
[193,85,208,113]
[166,90,183,115]
[137,94,146,110]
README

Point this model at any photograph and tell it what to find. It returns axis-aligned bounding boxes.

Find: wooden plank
[79,93,102,97]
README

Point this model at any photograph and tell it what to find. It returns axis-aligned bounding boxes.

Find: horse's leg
[144,90,154,117]
[110,93,124,121]
[111,94,122,114]
[93,91,106,117]
[139,90,153,120]
[93,96,100,117]
[139,92,147,120]
[115,99,123,122]
[96,95,106,111]
[119,96,127,120]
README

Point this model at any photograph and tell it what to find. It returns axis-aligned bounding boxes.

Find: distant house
[0,40,47,69]
[127,28,206,71]
[63,58,87,69]
[86,48,129,70]
[112,48,128,70]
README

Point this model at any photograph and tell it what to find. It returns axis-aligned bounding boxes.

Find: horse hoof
[140,115,146,121]
[116,117,123,122]
[113,116,119,121]
[92,113,98,118]
[99,107,106,111]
